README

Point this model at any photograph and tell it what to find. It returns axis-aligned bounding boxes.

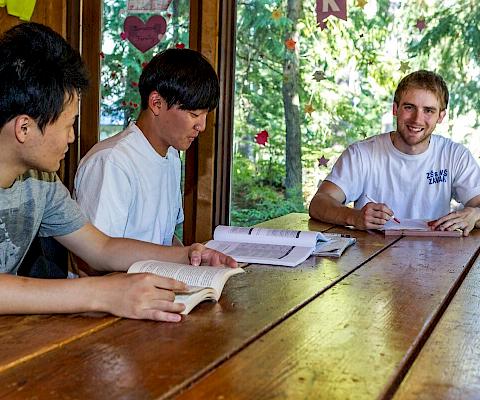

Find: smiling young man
[309,70,480,235]
[0,23,236,322]
[74,48,216,246]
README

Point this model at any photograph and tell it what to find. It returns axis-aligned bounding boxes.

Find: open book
[381,219,462,237]
[205,225,356,267]
[127,260,244,314]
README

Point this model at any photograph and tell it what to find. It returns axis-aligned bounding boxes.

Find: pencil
[365,195,401,224]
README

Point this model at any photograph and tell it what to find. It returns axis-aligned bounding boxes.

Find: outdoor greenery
[99,0,480,228]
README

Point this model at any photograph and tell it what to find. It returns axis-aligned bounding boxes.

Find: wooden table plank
[393,256,480,400]
[0,216,398,399]
[0,314,118,374]
[174,232,480,400]
[254,212,333,231]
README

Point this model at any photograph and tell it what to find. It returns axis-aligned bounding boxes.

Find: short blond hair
[394,70,449,111]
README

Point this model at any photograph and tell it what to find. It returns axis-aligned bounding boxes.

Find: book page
[175,288,216,314]
[206,240,312,267]
[213,225,324,248]
[381,219,430,230]
[128,260,244,293]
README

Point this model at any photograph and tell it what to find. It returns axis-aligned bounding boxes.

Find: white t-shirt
[74,123,184,245]
[325,132,480,220]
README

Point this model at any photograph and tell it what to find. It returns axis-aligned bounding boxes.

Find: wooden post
[184,0,236,244]
[79,1,102,159]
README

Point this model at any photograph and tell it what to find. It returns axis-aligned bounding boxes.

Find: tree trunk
[282,0,302,201]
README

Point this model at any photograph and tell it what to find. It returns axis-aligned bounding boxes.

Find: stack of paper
[313,233,357,257]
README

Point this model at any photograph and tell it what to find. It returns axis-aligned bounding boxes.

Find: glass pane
[100,0,190,140]
[231,0,480,227]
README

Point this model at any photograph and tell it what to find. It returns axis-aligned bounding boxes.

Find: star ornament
[285,38,296,51]
[399,61,410,73]
[313,70,326,82]
[356,0,368,8]
[416,18,426,32]
[304,104,315,114]
[255,130,269,146]
[271,9,282,20]
[318,155,330,167]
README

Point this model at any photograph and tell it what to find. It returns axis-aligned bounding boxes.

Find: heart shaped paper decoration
[123,15,167,53]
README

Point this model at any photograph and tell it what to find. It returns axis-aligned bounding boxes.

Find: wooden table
[1,213,480,399]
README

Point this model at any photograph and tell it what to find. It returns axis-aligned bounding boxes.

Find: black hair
[139,48,219,112]
[0,22,89,131]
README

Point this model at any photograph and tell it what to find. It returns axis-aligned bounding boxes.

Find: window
[230,0,480,226]
[100,0,190,139]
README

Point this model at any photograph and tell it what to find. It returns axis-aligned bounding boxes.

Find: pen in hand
[365,195,401,224]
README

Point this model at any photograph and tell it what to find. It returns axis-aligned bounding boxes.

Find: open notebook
[381,219,462,237]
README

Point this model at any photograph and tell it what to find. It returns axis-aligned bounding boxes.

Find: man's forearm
[56,224,190,273]
[95,237,189,272]
[0,274,99,314]
[309,193,358,226]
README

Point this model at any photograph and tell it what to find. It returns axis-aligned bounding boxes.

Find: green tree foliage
[404,0,480,124]
[232,0,398,225]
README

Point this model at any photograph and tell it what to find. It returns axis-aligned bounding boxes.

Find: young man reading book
[309,70,480,236]
[0,23,236,322]
[74,48,219,246]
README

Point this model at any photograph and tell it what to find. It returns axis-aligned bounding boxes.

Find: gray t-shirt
[0,170,87,274]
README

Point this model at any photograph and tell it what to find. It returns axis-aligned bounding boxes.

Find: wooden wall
[0,1,66,35]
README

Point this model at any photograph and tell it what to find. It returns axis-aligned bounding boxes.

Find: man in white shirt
[75,48,218,245]
[309,70,480,236]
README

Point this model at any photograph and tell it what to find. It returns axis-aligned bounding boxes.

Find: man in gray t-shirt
[0,23,236,322]
[0,170,85,274]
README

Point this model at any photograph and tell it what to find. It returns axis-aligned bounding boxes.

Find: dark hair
[139,48,219,111]
[394,70,449,111]
[0,22,89,131]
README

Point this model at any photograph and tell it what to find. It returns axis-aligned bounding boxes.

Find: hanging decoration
[415,18,426,32]
[316,0,347,30]
[356,0,368,9]
[318,155,330,167]
[122,15,167,53]
[255,130,269,146]
[0,0,37,21]
[127,0,172,12]
[399,61,410,73]
[313,70,326,82]
[271,9,282,21]
[304,104,315,114]
[285,38,297,51]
